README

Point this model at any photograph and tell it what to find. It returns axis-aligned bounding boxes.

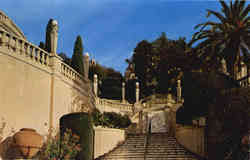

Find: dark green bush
[60,112,94,160]
[91,109,131,129]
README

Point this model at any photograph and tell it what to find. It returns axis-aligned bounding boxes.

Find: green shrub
[38,128,81,160]
[91,109,131,129]
[60,112,94,160]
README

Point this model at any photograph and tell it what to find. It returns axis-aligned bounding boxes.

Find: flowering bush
[38,128,81,160]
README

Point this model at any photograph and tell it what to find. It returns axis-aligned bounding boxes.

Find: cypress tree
[71,35,84,75]
[45,19,53,53]
[39,41,45,50]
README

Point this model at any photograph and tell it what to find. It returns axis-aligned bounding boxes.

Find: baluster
[6,34,10,48]
[16,39,21,54]
[34,48,38,61]
[73,72,76,80]
[70,70,73,80]
[30,46,34,60]
[67,68,69,78]
[37,50,41,63]
[1,32,6,46]
[65,67,67,77]
[40,51,44,64]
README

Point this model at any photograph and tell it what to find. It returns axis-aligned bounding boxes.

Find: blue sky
[1,0,239,74]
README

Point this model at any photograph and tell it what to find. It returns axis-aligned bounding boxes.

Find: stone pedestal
[122,82,125,103]
[83,52,89,78]
[93,74,98,96]
[135,82,139,103]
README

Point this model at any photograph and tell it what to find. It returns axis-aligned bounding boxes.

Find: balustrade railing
[60,61,84,84]
[0,30,50,67]
[0,30,88,85]
[97,98,133,113]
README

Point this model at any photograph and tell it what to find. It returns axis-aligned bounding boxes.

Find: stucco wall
[176,126,206,158]
[0,31,93,138]
[94,126,125,159]
[0,51,51,137]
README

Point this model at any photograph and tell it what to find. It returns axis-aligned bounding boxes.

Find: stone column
[83,52,90,78]
[139,111,143,133]
[122,82,125,103]
[177,80,182,102]
[221,58,228,75]
[93,74,98,97]
[48,20,60,135]
[50,20,58,56]
[135,82,139,103]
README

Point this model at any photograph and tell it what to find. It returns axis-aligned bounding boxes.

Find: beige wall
[0,30,93,138]
[0,51,51,137]
[94,126,125,159]
[176,126,206,158]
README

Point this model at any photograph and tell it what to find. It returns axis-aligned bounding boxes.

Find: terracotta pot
[13,128,43,158]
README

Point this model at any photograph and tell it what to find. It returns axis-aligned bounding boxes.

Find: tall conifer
[71,35,84,75]
[45,19,53,53]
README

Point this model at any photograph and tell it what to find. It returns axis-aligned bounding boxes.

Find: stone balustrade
[0,30,89,86]
[60,61,83,84]
[96,98,133,113]
[0,30,50,67]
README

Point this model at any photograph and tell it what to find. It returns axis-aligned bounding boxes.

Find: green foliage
[190,0,250,78]
[39,41,45,50]
[38,128,81,160]
[91,108,102,126]
[125,78,136,103]
[71,35,84,75]
[89,62,123,99]
[45,19,53,53]
[91,109,131,129]
[99,68,123,100]
[126,33,194,99]
[58,52,71,66]
[60,112,94,160]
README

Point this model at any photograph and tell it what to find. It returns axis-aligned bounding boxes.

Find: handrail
[96,98,133,113]
[0,30,89,85]
[60,61,84,84]
[0,30,50,67]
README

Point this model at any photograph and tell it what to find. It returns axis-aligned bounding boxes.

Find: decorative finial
[52,20,58,26]
[85,52,89,57]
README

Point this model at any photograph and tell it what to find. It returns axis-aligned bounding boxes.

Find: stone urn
[13,128,43,158]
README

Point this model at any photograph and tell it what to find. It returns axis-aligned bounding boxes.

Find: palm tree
[190,0,249,80]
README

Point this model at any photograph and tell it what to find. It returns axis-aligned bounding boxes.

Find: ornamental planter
[13,128,43,158]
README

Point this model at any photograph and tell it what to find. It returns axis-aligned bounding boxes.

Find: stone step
[96,133,200,160]
[102,158,196,160]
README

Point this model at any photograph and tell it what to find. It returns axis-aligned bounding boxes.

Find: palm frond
[194,22,222,32]
[240,4,250,19]
[207,9,227,23]
[238,0,246,14]
[233,0,240,16]
[220,0,231,18]
[242,16,250,25]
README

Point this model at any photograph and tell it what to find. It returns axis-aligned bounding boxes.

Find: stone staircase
[96,133,201,160]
